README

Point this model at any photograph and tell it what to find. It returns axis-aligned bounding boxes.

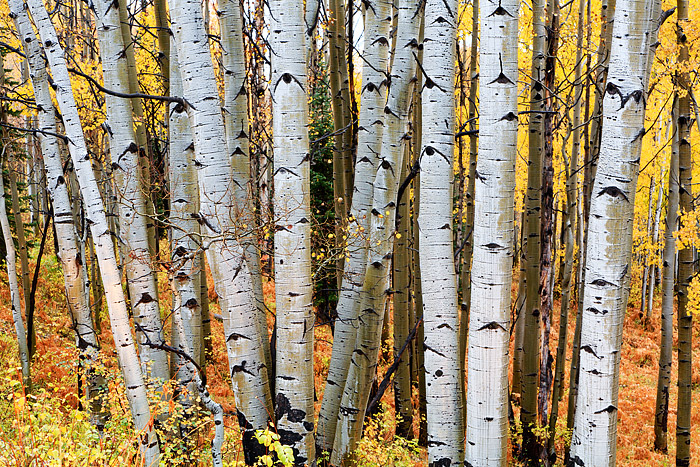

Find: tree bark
[465,0,519,462]
[569,0,658,462]
[24,0,160,461]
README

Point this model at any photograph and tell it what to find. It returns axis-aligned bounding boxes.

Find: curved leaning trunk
[465,0,519,462]
[10,0,105,425]
[569,0,658,463]
[330,0,421,462]
[419,1,465,465]
[268,1,315,463]
[23,0,160,463]
[220,0,271,386]
[317,0,391,453]
[92,0,169,385]
[168,0,273,462]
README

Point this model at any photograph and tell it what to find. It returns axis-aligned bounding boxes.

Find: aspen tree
[268,0,315,462]
[317,0,391,453]
[0,161,31,388]
[654,106,678,452]
[521,0,547,452]
[23,0,160,461]
[10,0,105,424]
[168,40,203,390]
[675,0,692,464]
[418,0,465,464]
[466,0,519,461]
[330,1,421,462]
[92,0,169,384]
[220,0,271,388]
[569,0,658,462]
[168,0,273,461]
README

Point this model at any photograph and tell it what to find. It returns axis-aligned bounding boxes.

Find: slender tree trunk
[168,0,273,461]
[12,1,106,426]
[393,147,413,439]
[0,161,31,388]
[521,0,547,453]
[7,158,33,357]
[654,104,678,453]
[418,2,464,465]
[220,0,272,395]
[640,176,656,320]
[465,0,519,461]
[317,0,391,453]
[168,37,203,394]
[647,169,664,322]
[331,2,421,461]
[92,0,170,384]
[675,1,692,464]
[569,0,658,462]
[268,2,316,463]
[24,0,160,461]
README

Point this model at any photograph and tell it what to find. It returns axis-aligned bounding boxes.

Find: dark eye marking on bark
[580,345,599,358]
[231,360,254,376]
[478,321,507,331]
[500,111,518,122]
[590,278,617,288]
[594,405,618,414]
[133,292,154,307]
[483,242,503,250]
[184,298,198,309]
[597,185,629,202]
[227,332,251,342]
[586,307,608,315]
[424,343,447,358]
[475,170,487,182]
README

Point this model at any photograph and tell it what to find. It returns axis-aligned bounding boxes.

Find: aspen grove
[0,0,699,465]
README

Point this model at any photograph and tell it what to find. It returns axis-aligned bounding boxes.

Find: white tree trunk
[24,0,160,462]
[417,0,466,465]
[92,0,169,384]
[169,39,203,390]
[330,0,421,462]
[569,0,658,463]
[10,0,105,425]
[268,1,315,462]
[167,0,273,461]
[220,0,271,384]
[317,0,392,452]
[466,0,519,462]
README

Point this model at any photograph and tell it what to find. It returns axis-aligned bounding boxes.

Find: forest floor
[0,244,698,465]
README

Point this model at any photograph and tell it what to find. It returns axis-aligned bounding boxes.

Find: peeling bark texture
[569,0,658,462]
[653,105,677,453]
[220,0,272,395]
[317,0,391,454]
[23,0,160,462]
[417,0,465,465]
[466,0,519,461]
[168,0,273,461]
[330,1,421,462]
[11,0,105,425]
[93,0,170,385]
[269,1,315,463]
